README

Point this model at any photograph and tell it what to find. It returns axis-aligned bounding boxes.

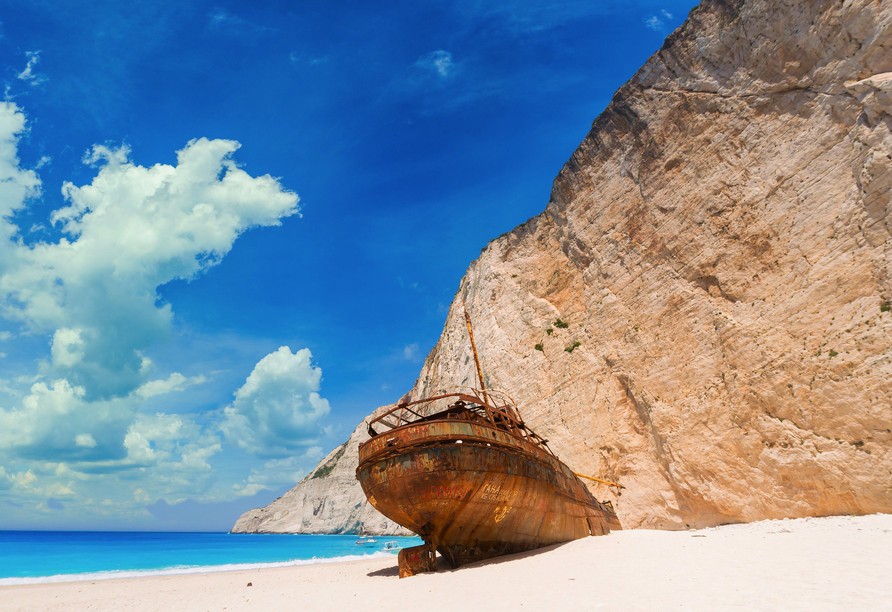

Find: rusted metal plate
[356,391,621,571]
[398,544,437,578]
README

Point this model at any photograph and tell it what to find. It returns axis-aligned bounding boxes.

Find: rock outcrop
[234,0,892,534]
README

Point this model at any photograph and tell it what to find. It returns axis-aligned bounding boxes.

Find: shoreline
[0,550,398,586]
[2,514,890,611]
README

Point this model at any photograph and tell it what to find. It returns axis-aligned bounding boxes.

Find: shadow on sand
[366,541,569,578]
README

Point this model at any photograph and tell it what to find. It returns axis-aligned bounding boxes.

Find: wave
[0,551,396,586]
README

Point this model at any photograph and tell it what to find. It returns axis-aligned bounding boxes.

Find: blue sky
[0,0,692,531]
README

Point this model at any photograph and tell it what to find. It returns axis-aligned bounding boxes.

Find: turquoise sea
[0,532,423,585]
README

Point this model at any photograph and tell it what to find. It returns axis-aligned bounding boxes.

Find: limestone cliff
[234,0,892,534]
[231,411,412,535]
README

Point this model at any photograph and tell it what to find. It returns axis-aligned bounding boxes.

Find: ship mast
[463,304,490,406]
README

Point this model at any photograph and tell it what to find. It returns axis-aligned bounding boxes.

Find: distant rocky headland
[232,0,892,535]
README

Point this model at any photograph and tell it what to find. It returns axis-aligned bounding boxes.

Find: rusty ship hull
[356,394,621,570]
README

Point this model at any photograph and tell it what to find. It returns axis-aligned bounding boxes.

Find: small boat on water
[382,541,401,551]
[356,306,621,577]
[355,537,378,546]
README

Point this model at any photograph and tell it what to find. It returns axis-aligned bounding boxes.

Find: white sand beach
[2,514,890,612]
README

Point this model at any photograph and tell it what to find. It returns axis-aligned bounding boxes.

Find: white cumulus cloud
[74,433,97,448]
[0,103,299,401]
[0,466,12,491]
[0,104,42,248]
[0,99,339,521]
[136,372,207,400]
[180,444,221,470]
[0,377,212,465]
[0,379,134,462]
[221,347,331,457]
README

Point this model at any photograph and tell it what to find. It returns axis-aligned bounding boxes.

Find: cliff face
[234,0,892,534]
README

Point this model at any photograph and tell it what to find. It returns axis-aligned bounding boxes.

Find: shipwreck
[356,307,621,577]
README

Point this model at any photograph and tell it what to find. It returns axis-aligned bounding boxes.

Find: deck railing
[366,387,552,452]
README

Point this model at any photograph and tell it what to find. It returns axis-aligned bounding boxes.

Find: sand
[2,514,890,612]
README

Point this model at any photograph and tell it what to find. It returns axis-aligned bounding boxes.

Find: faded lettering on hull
[415,483,471,501]
[480,483,512,502]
